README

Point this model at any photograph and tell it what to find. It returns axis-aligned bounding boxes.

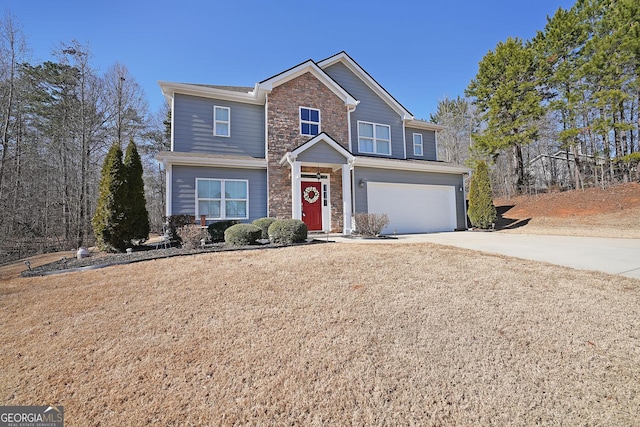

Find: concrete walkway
[332,232,640,280]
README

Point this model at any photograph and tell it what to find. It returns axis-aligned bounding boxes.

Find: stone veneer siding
[267,72,349,232]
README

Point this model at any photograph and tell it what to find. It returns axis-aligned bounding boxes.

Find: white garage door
[367,182,457,234]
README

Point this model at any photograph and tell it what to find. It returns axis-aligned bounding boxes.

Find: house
[156,52,469,235]
[527,150,604,191]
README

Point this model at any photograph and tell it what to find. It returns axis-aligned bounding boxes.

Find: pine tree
[92,143,128,252]
[123,139,150,243]
[468,161,496,229]
[466,38,545,193]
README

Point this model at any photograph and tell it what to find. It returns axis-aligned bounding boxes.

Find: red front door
[301,181,323,231]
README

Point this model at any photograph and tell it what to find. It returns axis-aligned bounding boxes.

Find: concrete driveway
[334,232,640,280]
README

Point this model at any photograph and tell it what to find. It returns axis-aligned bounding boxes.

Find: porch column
[342,163,353,235]
[291,160,302,220]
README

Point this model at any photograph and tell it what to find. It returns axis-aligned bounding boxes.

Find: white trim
[413,133,424,157]
[291,161,302,220]
[159,81,263,105]
[357,121,392,156]
[258,60,358,108]
[434,130,439,161]
[213,105,230,137]
[342,164,352,235]
[402,121,407,159]
[265,93,270,216]
[405,119,445,131]
[170,95,175,151]
[354,156,470,174]
[156,152,267,169]
[195,178,249,221]
[347,105,355,152]
[280,133,354,165]
[299,106,321,136]
[165,163,172,217]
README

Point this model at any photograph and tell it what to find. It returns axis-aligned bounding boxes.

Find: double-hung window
[358,121,391,155]
[413,133,423,156]
[196,178,248,220]
[300,107,320,136]
[214,106,230,137]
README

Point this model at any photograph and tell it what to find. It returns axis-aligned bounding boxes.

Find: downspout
[264,92,270,217]
[347,105,356,152]
[461,172,469,230]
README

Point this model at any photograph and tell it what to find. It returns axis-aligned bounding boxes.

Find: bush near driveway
[268,219,308,244]
[354,212,389,236]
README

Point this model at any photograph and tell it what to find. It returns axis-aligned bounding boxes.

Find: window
[358,121,391,155]
[214,106,230,137]
[196,178,248,220]
[413,133,423,156]
[300,107,320,136]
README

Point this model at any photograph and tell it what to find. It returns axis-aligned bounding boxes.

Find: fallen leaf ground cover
[1,243,639,425]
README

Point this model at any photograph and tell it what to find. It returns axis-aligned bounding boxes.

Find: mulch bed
[21,240,324,277]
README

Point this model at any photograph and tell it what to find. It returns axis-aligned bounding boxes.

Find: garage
[367,182,457,234]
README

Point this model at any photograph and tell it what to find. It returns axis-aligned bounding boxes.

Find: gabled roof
[258,59,358,108]
[280,132,354,166]
[317,51,413,120]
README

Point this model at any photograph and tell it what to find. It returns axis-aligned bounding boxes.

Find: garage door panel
[367,182,456,234]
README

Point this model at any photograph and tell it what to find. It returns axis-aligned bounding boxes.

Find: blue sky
[6,0,575,120]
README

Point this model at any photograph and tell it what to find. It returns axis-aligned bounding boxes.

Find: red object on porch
[200,215,206,227]
[301,181,323,231]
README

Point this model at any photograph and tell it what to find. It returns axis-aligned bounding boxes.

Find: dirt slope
[494,182,640,238]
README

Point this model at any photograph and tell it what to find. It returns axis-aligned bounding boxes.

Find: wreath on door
[303,186,320,203]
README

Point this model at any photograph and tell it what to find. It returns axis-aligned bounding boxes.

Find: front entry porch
[280,133,355,235]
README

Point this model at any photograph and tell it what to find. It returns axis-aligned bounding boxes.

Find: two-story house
[156,52,469,235]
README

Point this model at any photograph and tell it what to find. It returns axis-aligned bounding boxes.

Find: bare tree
[103,63,147,147]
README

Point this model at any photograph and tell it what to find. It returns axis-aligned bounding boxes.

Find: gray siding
[405,128,437,161]
[171,165,267,222]
[297,142,349,164]
[323,62,405,159]
[173,94,265,157]
[353,167,466,229]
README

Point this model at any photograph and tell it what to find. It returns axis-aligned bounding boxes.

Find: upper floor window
[413,133,423,156]
[300,107,320,136]
[214,106,230,137]
[358,121,391,155]
[196,178,248,220]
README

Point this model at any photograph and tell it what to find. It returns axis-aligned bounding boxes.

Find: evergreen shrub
[267,219,308,245]
[252,217,277,240]
[224,223,262,245]
[468,160,497,229]
[207,220,239,242]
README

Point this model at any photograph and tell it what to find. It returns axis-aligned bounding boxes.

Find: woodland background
[1,0,638,262]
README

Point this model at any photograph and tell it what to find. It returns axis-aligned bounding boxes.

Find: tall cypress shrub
[468,160,497,229]
[123,139,150,243]
[92,143,128,251]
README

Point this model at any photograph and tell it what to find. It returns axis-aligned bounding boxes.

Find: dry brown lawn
[2,243,639,425]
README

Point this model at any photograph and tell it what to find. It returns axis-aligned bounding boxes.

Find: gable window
[358,121,391,155]
[214,106,230,137]
[196,178,248,220]
[300,107,320,136]
[413,133,423,156]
